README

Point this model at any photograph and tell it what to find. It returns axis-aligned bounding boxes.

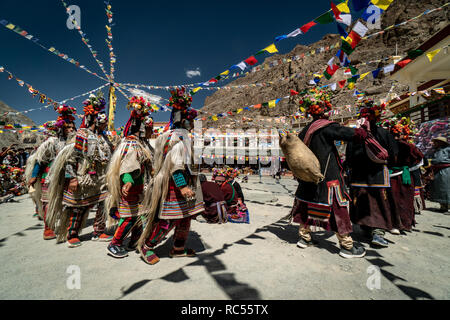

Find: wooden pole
[108,84,117,131]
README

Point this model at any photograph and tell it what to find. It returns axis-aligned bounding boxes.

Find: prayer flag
[253,104,262,109]
[220,70,230,76]
[300,21,317,33]
[407,49,424,59]
[331,2,341,19]
[350,65,358,75]
[235,61,247,71]
[263,43,278,54]
[244,56,258,66]
[341,39,354,55]
[324,64,339,79]
[330,83,337,91]
[212,115,218,121]
[338,79,347,88]
[352,21,369,38]
[6,23,15,30]
[360,72,370,80]
[315,12,334,24]
[336,0,350,13]
[383,64,395,74]
[371,0,394,11]
[372,68,381,78]
[426,48,441,62]
[348,82,355,89]
[268,100,276,108]
[337,14,352,26]
[287,28,302,38]
[397,59,412,68]
[192,87,202,94]
[236,109,243,114]
[290,90,299,96]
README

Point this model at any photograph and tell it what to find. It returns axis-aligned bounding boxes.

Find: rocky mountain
[0,100,45,149]
[200,0,449,129]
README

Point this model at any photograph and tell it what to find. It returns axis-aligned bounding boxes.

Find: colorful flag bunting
[315,12,335,24]
[371,0,394,11]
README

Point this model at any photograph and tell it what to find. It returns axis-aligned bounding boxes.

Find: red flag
[244,56,258,66]
[290,89,299,96]
[397,59,412,68]
[347,30,361,49]
[338,79,347,88]
[208,78,218,83]
[331,1,341,19]
[300,21,317,34]
[163,122,170,132]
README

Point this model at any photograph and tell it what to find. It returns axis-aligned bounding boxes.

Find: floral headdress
[298,88,333,117]
[123,96,154,137]
[167,87,192,110]
[212,168,228,180]
[167,87,197,129]
[42,120,59,136]
[55,104,76,128]
[80,92,106,128]
[379,116,417,142]
[357,99,386,121]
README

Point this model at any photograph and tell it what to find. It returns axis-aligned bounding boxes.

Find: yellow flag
[152,104,159,111]
[371,0,393,11]
[263,43,278,54]
[6,23,15,30]
[426,48,441,62]
[360,72,370,80]
[237,108,243,114]
[348,82,355,89]
[220,70,229,76]
[300,107,305,113]
[311,50,315,55]
[314,74,324,78]
[268,100,276,108]
[212,115,218,121]
[336,0,350,13]
[192,87,202,93]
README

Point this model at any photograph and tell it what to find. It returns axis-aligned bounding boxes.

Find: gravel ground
[0,175,449,300]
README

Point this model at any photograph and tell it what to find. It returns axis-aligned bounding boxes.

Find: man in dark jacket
[346,101,398,247]
[292,92,367,259]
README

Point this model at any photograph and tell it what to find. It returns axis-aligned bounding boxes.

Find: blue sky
[0,0,344,127]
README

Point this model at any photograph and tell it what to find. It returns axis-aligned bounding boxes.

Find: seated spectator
[197,174,227,223]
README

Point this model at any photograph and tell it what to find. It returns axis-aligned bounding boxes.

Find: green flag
[315,11,334,24]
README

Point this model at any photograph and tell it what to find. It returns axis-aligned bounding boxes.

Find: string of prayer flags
[60,0,110,81]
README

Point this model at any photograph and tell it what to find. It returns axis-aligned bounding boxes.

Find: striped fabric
[327,180,349,206]
[351,165,391,188]
[307,202,332,222]
[111,216,138,246]
[74,131,89,153]
[63,190,108,207]
[160,181,205,219]
[118,185,143,218]
[414,186,422,197]
[40,182,49,203]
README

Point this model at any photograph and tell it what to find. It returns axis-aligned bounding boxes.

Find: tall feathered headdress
[379,116,417,142]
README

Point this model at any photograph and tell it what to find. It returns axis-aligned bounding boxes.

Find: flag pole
[108,83,117,131]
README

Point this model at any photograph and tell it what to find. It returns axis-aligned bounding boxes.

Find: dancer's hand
[68,178,78,192]
[28,177,37,187]
[122,182,132,197]
[180,186,195,199]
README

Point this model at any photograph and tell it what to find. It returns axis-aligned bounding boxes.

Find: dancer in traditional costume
[27,107,76,240]
[105,96,154,258]
[346,101,398,247]
[380,117,424,232]
[46,93,113,247]
[138,87,205,265]
[292,89,367,259]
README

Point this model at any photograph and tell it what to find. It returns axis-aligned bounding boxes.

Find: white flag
[287,28,302,38]
[236,61,246,71]
[336,14,352,26]
[383,64,395,74]
[352,21,369,37]
[330,83,337,91]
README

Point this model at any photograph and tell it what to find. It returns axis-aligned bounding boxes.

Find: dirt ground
[0,175,449,300]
